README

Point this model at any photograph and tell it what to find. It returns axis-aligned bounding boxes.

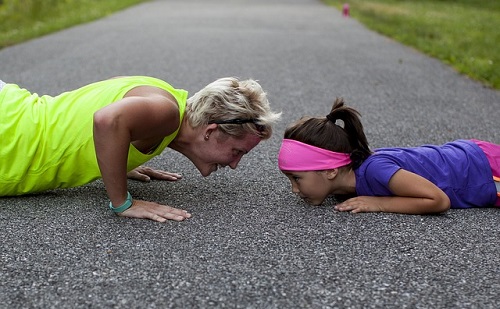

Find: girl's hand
[335,196,384,213]
[118,199,192,222]
[127,166,182,182]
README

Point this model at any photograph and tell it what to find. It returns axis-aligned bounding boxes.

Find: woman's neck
[168,118,196,155]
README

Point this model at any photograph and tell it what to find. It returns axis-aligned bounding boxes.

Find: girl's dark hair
[283,98,372,169]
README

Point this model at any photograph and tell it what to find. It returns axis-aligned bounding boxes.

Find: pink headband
[278,139,352,171]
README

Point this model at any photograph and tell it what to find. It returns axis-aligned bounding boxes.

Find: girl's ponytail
[284,98,371,169]
[326,98,371,168]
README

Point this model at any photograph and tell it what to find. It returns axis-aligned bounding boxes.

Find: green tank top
[0,76,188,196]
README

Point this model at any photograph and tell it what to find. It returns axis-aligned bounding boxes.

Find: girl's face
[282,171,332,205]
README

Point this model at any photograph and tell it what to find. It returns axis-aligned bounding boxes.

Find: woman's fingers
[149,209,191,222]
[127,166,182,182]
[120,200,192,222]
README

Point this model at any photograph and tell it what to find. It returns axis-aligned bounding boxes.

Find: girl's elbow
[435,194,451,213]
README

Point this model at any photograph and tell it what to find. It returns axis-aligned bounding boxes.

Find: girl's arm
[335,169,451,215]
[93,93,191,222]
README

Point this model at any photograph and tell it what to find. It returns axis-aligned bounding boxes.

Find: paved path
[1,0,499,308]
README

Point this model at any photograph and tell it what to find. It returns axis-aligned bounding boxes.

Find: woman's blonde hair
[186,77,281,139]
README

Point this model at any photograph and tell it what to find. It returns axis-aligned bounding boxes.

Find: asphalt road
[1,0,499,308]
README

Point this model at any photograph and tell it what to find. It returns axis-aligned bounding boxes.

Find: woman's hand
[127,166,182,182]
[118,199,191,222]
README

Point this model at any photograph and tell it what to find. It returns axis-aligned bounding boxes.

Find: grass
[0,0,148,49]
[323,0,500,89]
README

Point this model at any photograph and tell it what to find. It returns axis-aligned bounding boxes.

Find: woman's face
[281,170,332,205]
[194,131,262,177]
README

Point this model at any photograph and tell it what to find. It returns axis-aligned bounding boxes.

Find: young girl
[278,98,500,215]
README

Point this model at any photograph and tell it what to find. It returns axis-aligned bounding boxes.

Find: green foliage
[0,0,148,48]
[324,0,500,89]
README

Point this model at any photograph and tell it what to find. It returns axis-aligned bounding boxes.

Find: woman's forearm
[93,110,131,206]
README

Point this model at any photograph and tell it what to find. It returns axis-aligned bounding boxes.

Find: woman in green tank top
[0,76,281,222]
